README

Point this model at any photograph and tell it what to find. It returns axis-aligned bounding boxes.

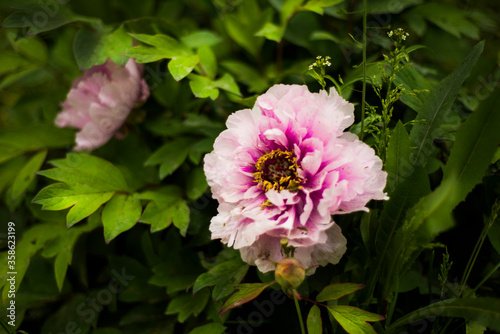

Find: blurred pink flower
[204,84,387,273]
[55,59,149,151]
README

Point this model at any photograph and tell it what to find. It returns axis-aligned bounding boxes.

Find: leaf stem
[293,290,306,334]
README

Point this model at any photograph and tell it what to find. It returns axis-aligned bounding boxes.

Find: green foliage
[388,298,500,333]
[1,0,499,332]
[410,41,484,167]
[316,283,364,302]
[327,305,384,334]
[219,281,276,314]
[307,304,322,334]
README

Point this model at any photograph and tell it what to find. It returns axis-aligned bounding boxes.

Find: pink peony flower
[204,84,388,273]
[55,59,149,151]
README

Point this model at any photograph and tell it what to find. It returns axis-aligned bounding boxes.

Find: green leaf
[221,60,269,93]
[193,258,249,301]
[327,305,384,334]
[213,73,242,96]
[145,137,198,179]
[307,304,322,334]
[370,167,430,300]
[384,122,412,192]
[409,41,484,167]
[38,152,130,192]
[102,194,142,243]
[32,183,114,227]
[165,289,211,323]
[385,177,459,300]
[189,323,227,334]
[10,150,46,201]
[302,0,344,15]
[198,45,217,80]
[186,166,209,200]
[181,31,222,49]
[41,214,100,291]
[137,187,187,233]
[222,0,271,58]
[148,230,203,294]
[412,3,480,39]
[168,55,200,81]
[255,22,285,42]
[442,88,500,205]
[73,25,133,69]
[0,126,74,164]
[1,5,85,36]
[41,294,93,333]
[219,281,276,314]
[125,33,191,63]
[388,298,500,333]
[189,74,219,100]
[108,255,164,303]
[394,66,431,113]
[0,156,26,194]
[316,283,365,302]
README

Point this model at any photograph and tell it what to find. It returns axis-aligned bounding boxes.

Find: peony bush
[1,1,499,333]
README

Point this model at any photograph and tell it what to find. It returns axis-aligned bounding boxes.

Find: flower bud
[274,257,306,291]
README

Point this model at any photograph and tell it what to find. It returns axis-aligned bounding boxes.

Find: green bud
[274,257,306,292]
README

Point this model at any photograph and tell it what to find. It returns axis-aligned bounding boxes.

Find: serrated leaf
[168,55,199,81]
[166,289,210,323]
[10,150,46,201]
[38,152,130,192]
[307,304,322,334]
[442,88,500,205]
[316,283,364,302]
[145,137,197,179]
[32,183,114,227]
[410,41,484,167]
[138,187,188,233]
[370,167,430,300]
[193,258,249,301]
[219,281,276,314]
[385,121,413,192]
[327,305,384,334]
[384,177,458,300]
[41,215,100,291]
[388,297,500,333]
[102,194,142,243]
[188,323,227,334]
[73,25,133,69]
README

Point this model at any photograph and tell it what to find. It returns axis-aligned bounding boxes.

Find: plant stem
[293,290,306,334]
[360,0,367,141]
[459,198,500,297]
[466,261,500,298]
[385,275,399,327]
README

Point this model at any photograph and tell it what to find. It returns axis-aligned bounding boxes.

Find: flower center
[253,149,302,192]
